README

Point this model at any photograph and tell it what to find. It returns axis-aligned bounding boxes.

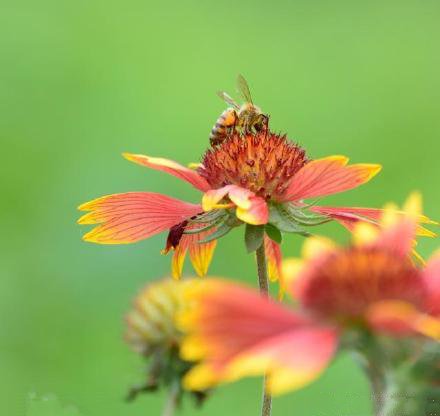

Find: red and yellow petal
[189,238,217,277]
[202,186,234,211]
[236,196,269,225]
[168,226,218,279]
[311,205,436,239]
[282,156,381,202]
[264,236,282,283]
[179,279,338,395]
[171,243,187,280]
[123,153,210,192]
[264,236,284,298]
[202,185,269,225]
[228,185,254,210]
[423,250,440,316]
[78,192,202,244]
[366,300,440,340]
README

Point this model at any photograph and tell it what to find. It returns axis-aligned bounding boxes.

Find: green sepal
[285,204,331,226]
[268,203,309,234]
[244,224,265,253]
[183,213,228,234]
[198,220,233,243]
[265,223,282,244]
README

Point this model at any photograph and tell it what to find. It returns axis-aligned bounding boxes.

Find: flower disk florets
[198,132,308,201]
[299,247,425,321]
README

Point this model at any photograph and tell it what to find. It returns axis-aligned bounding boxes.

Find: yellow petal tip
[122,152,136,161]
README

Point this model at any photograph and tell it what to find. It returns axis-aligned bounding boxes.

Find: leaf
[244,224,264,253]
[265,223,282,244]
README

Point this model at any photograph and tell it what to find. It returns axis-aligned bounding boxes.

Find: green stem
[354,334,440,416]
[255,244,272,416]
[256,244,269,295]
[161,380,179,416]
[379,366,438,416]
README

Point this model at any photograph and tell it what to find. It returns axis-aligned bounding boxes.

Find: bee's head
[254,113,269,132]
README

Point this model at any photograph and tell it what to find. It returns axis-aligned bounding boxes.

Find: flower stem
[161,380,179,416]
[255,243,272,416]
[256,243,269,295]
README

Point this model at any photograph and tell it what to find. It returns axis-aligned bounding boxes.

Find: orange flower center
[198,132,308,200]
[298,247,425,322]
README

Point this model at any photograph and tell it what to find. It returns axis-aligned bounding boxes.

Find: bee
[209,75,269,146]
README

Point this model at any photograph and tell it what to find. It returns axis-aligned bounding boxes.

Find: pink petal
[375,217,417,257]
[181,280,338,394]
[423,251,440,316]
[311,206,436,236]
[312,205,430,255]
[78,192,202,244]
[123,153,210,192]
[309,206,380,232]
[282,156,381,202]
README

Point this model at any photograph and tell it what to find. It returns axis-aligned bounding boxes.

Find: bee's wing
[217,91,240,109]
[236,74,253,104]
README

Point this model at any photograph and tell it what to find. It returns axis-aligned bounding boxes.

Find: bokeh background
[2,0,439,415]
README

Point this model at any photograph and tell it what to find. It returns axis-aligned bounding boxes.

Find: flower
[178,195,439,395]
[125,278,208,404]
[125,278,186,355]
[78,131,385,279]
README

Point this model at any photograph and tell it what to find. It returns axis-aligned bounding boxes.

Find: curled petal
[282,156,381,202]
[78,192,202,244]
[236,196,269,225]
[123,153,210,192]
[228,186,255,209]
[366,300,440,340]
[202,185,254,211]
[202,186,234,211]
[423,250,440,316]
[202,185,269,225]
[180,280,338,395]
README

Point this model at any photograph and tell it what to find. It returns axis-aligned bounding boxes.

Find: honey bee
[209,75,269,146]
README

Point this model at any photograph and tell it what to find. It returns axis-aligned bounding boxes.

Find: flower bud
[125,278,208,406]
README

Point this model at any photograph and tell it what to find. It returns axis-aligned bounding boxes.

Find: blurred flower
[78,130,386,279]
[125,278,208,405]
[178,194,439,395]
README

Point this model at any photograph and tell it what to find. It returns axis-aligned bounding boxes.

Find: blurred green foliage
[1,0,439,415]
[26,394,83,416]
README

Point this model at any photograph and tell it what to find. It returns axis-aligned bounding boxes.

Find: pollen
[198,132,308,200]
[298,247,425,322]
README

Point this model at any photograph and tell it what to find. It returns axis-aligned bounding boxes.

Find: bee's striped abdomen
[209,108,237,146]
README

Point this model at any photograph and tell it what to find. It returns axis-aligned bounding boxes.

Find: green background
[2,0,439,415]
